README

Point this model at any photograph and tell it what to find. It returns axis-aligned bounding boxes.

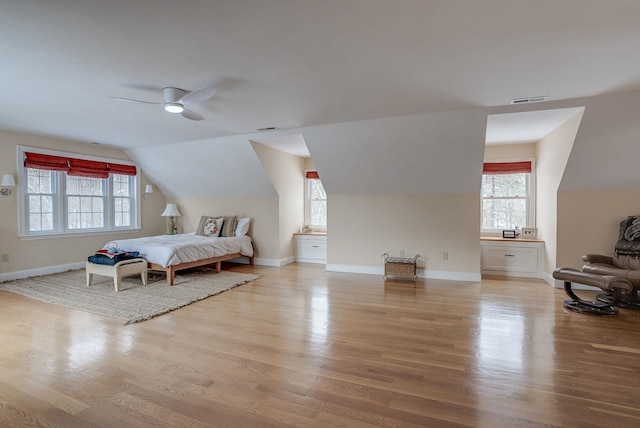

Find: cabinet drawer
[299,240,326,256]
[295,235,327,263]
[482,246,537,273]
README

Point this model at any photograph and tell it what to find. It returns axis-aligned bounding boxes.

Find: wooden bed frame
[148,253,255,285]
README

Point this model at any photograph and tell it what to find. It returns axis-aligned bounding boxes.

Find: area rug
[0,268,261,325]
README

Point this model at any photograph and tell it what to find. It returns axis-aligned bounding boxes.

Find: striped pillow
[220,215,238,237]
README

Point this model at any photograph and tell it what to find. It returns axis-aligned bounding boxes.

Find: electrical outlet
[0,254,8,262]
[400,250,405,258]
[442,251,448,261]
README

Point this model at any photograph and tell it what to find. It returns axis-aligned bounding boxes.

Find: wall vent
[511,96,549,104]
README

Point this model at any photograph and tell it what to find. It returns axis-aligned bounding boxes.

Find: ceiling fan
[111,85,217,121]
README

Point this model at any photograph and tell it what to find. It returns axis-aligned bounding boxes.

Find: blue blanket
[88,251,140,266]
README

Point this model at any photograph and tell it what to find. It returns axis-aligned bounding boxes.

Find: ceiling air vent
[257,126,279,131]
[511,96,549,104]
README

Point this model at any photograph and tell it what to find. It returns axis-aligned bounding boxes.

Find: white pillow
[235,217,250,236]
[203,217,224,237]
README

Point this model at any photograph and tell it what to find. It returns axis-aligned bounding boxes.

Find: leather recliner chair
[582,216,640,310]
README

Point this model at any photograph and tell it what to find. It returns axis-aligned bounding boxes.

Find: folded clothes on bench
[88,251,141,266]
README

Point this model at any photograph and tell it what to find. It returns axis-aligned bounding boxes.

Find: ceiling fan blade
[181,108,204,121]
[180,85,217,104]
[109,97,161,105]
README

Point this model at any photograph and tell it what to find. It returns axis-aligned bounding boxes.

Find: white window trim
[17,145,141,239]
[304,169,327,232]
[481,157,536,235]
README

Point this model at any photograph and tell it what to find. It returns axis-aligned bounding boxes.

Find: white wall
[170,194,280,262]
[327,193,481,281]
[536,110,583,276]
[250,142,305,260]
[484,143,536,160]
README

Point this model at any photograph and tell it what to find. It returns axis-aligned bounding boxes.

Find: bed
[104,233,254,285]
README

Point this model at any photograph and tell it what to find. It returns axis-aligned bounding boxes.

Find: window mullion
[57,171,65,233]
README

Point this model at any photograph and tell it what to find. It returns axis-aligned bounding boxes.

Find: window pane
[309,179,326,199]
[66,176,105,230]
[68,196,80,213]
[310,200,327,227]
[29,195,41,212]
[112,175,132,228]
[26,170,55,233]
[482,198,527,230]
[482,174,526,197]
[113,174,129,196]
[27,168,53,193]
[68,212,80,229]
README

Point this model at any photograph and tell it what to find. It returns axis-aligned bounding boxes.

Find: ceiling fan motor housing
[163,87,187,113]
[164,87,187,103]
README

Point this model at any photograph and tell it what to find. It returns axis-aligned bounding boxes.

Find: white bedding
[104,233,253,268]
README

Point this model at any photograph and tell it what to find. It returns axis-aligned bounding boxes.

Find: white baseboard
[326,264,382,276]
[325,264,481,282]
[254,256,295,267]
[541,270,555,286]
[0,262,85,283]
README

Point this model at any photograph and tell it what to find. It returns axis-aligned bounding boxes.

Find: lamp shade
[1,174,15,187]
[161,203,181,217]
[144,184,153,194]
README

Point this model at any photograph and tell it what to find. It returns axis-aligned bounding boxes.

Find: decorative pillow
[202,217,223,237]
[196,215,213,235]
[235,217,250,236]
[220,215,238,237]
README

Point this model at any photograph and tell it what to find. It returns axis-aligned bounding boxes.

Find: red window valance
[483,161,531,175]
[24,152,69,171]
[24,152,137,178]
[306,171,320,179]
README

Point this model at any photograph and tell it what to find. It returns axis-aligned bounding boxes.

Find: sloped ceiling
[2,1,640,149]
[558,91,640,191]
[127,134,277,197]
[302,109,488,194]
[3,1,640,197]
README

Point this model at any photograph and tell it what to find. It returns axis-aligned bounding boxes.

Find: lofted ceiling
[2,0,640,150]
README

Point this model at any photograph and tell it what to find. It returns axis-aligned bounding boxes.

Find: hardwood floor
[1,263,639,427]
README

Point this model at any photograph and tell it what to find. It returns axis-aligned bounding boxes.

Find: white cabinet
[481,239,544,278]
[294,234,327,264]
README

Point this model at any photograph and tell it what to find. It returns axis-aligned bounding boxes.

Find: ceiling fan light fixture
[164,103,184,113]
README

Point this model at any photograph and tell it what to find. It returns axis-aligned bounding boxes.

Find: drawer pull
[311,245,319,248]
[504,254,515,257]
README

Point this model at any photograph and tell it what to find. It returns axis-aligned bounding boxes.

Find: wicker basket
[382,253,419,280]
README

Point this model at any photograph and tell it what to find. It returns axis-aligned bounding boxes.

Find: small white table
[86,258,148,292]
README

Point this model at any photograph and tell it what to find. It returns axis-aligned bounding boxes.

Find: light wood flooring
[1,263,640,427]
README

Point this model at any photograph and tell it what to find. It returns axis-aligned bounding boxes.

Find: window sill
[19,228,141,241]
[481,236,544,243]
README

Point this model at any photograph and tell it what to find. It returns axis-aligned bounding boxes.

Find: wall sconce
[161,203,181,235]
[1,174,15,196]
[143,184,153,200]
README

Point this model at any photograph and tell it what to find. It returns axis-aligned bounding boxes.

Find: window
[481,160,534,233]
[305,171,327,230]
[19,147,139,237]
